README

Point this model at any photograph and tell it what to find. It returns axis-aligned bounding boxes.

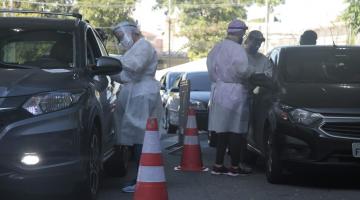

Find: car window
[160,74,166,88]
[86,29,102,65]
[284,48,360,83]
[0,30,73,68]
[168,72,182,89]
[172,74,182,89]
[186,72,211,91]
[95,33,108,56]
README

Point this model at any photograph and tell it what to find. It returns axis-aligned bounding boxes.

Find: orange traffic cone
[134,118,168,200]
[174,108,208,172]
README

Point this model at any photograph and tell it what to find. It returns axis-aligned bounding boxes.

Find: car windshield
[284,48,360,83]
[187,72,211,91]
[0,29,73,69]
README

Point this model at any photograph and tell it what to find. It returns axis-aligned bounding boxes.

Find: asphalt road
[4,131,360,200]
[98,132,360,200]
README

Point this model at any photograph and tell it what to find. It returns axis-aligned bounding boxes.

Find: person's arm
[264,58,273,78]
[120,40,154,74]
[207,49,217,83]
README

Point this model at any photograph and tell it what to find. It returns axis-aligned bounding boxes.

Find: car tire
[77,126,101,200]
[104,145,129,177]
[265,129,284,184]
[165,110,177,134]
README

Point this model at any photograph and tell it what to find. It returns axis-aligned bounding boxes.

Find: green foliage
[156,0,284,59]
[343,0,360,34]
[77,0,136,28]
[76,0,136,54]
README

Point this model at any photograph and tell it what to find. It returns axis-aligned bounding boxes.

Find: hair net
[227,19,248,35]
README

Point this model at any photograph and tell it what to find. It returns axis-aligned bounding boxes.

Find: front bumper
[0,106,85,194]
[276,117,360,166]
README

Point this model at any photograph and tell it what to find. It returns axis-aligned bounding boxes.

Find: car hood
[0,68,81,97]
[190,91,210,103]
[280,83,360,109]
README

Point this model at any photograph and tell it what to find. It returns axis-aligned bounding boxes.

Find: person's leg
[211,133,230,175]
[239,134,253,172]
[121,143,143,193]
[215,133,229,165]
[228,133,242,168]
[228,133,251,176]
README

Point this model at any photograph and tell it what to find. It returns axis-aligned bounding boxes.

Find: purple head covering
[227,19,248,34]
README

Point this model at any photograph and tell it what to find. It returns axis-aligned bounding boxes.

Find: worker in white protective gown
[207,19,254,176]
[111,21,162,193]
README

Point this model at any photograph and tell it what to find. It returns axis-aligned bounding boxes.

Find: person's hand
[253,86,260,94]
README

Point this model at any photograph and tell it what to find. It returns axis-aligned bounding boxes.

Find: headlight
[23,91,83,115]
[190,100,207,110]
[289,109,323,126]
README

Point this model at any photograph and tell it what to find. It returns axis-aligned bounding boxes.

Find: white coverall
[207,39,254,134]
[112,38,162,145]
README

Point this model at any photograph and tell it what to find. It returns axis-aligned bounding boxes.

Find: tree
[75,0,137,53]
[343,0,360,44]
[156,0,284,59]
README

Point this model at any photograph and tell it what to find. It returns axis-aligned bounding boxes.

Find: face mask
[248,39,263,54]
[119,33,134,50]
[248,44,260,54]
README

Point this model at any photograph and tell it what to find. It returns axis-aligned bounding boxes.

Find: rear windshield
[187,72,211,91]
[0,29,73,69]
[283,48,360,83]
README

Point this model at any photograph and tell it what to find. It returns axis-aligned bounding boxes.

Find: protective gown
[112,38,162,145]
[207,39,254,134]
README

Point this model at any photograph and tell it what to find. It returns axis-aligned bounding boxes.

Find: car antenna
[329,23,337,47]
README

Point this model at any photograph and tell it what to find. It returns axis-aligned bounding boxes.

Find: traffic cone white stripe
[186,115,197,129]
[137,166,166,183]
[184,135,199,145]
[142,131,161,153]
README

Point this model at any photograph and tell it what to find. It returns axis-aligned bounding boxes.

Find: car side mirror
[92,56,122,75]
[170,87,179,93]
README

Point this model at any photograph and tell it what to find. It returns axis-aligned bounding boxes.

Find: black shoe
[227,167,251,177]
[211,165,229,175]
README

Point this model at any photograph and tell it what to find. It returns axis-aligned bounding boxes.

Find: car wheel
[165,110,177,134]
[104,145,129,177]
[77,126,101,200]
[265,131,283,184]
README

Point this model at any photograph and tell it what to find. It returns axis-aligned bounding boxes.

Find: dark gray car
[0,13,124,199]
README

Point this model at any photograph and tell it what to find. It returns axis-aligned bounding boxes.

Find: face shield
[113,22,139,51]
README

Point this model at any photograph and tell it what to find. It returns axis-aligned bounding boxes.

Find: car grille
[321,122,360,138]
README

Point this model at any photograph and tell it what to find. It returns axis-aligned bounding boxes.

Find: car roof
[274,45,360,51]
[0,17,80,31]
[183,71,208,75]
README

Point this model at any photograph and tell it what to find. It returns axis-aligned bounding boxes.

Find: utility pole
[265,0,270,52]
[167,0,172,68]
